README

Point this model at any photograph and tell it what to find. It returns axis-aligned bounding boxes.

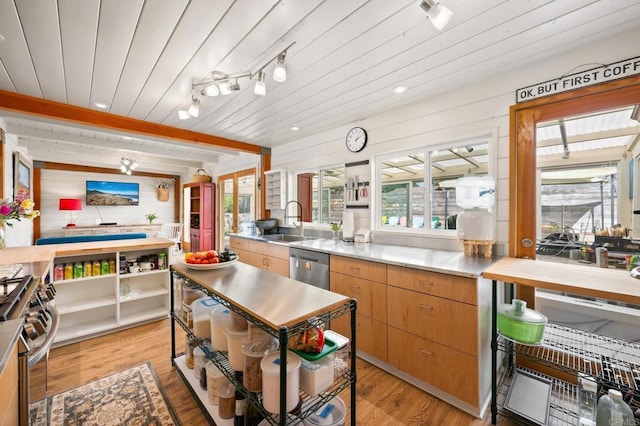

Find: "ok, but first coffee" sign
[516,56,640,103]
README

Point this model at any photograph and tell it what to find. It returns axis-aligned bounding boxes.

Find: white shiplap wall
[39,169,176,237]
[210,28,640,254]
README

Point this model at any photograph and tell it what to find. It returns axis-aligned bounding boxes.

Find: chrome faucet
[284,200,304,236]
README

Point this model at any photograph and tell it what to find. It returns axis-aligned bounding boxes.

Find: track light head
[273,52,287,82]
[219,81,230,95]
[229,79,241,92]
[188,96,200,117]
[419,0,452,30]
[204,84,219,96]
[178,110,190,120]
[254,70,266,96]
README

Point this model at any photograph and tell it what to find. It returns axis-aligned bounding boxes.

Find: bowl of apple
[182,249,238,270]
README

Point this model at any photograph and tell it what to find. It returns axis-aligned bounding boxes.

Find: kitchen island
[170,261,355,425]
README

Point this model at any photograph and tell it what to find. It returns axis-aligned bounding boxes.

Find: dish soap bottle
[596,389,634,426]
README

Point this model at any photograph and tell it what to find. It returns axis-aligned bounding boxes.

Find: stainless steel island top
[172,261,350,330]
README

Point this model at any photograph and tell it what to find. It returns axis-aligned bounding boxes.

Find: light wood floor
[46,319,502,425]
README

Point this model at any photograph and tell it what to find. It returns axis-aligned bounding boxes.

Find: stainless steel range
[0,273,58,425]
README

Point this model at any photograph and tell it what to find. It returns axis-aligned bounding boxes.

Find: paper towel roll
[342,212,354,241]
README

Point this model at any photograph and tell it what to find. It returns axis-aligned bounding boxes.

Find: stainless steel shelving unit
[169,265,357,425]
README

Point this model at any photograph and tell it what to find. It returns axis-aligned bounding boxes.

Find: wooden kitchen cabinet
[229,237,251,263]
[0,342,18,426]
[387,264,477,305]
[330,255,387,362]
[387,286,478,355]
[241,239,290,277]
[388,326,479,407]
[185,182,215,251]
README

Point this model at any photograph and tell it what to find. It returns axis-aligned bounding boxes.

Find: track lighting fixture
[273,52,287,82]
[419,0,453,31]
[120,156,138,175]
[180,42,295,119]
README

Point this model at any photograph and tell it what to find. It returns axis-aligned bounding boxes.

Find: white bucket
[260,350,302,414]
[303,395,347,425]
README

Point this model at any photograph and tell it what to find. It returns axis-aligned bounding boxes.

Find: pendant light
[419,0,453,31]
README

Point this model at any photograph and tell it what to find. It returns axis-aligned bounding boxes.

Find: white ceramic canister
[260,350,302,414]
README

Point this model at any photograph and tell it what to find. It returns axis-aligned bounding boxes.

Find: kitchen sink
[261,234,316,242]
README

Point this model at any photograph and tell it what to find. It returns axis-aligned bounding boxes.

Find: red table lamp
[59,198,82,227]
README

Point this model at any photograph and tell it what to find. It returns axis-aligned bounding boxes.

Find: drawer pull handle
[419,304,433,310]
[419,281,434,286]
[350,285,361,291]
[419,348,433,356]
[350,266,360,271]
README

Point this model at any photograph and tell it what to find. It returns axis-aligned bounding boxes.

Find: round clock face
[346,127,367,152]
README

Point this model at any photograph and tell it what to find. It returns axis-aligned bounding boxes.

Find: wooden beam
[39,161,177,179]
[0,90,263,155]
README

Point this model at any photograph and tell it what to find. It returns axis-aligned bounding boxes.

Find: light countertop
[231,233,498,279]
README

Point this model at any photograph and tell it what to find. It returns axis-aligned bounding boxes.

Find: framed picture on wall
[13,151,31,197]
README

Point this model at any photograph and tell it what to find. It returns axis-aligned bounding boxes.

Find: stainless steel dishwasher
[289,247,329,290]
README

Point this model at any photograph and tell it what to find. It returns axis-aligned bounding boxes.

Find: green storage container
[497,299,547,344]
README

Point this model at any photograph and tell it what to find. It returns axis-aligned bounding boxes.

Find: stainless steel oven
[0,273,59,425]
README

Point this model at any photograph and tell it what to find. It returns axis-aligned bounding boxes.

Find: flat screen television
[86,180,139,206]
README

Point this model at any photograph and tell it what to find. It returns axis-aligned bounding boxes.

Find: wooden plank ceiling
[0,0,639,174]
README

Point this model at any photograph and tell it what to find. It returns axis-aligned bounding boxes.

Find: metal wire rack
[497,323,640,424]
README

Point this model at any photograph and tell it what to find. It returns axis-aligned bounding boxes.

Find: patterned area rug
[30,362,180,426]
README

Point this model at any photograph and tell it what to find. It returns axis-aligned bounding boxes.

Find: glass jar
[54,264,64,281]
[158,252,167,269]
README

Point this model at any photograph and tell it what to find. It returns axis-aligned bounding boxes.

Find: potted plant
[155,179,175,202]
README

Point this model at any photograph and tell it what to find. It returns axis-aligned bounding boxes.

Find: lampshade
[273,53,287,82]
[59,198,82,227]
[59,198,82,211]
[420,0,453,31]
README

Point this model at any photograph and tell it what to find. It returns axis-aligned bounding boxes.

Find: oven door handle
[28,304,59,368]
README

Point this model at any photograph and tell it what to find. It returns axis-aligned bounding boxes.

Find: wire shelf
[498,322,640,412]
[497,365,578,425]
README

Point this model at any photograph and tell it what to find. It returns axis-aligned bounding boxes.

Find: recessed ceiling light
[122,136,133,140]
[0,34,5,42]
[394,85,407,94]
[94,102,109,109]
[291,126,300,131]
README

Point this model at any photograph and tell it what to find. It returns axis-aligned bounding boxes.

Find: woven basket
[192,169,212,183]
[157,187,170,202]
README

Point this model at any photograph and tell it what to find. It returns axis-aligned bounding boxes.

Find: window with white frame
[375,139,491,232]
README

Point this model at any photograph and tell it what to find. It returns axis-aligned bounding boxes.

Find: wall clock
[345,127,367,152]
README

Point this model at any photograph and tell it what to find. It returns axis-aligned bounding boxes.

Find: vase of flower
[145,213,157,224]
[0,222,5,249]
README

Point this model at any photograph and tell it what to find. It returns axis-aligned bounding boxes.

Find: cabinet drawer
[267,256,289,277]
[330,256,386,283]
[388,326,478,406]
[248,240,289,260]
[330,272,387,322]
[387,286,477,355]
[387,265,476,305]
[230,237,249,251]
[331,313,387,362]
[233,249,251,265]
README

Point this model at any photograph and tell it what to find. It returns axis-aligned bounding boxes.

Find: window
[297,166,345,225]
[375,139,491,232]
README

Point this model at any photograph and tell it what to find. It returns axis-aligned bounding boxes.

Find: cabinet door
[245,252,266,270]
[199,229,213,251]
[387,265,477,305]
[267,256,290,277]
[190,229,200,252]
[387,286,477,355]
[332,313,387,362]
[388,326,478,406]
[330,255,386,283]
[330,272,387,322]
[0,342,18,426]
